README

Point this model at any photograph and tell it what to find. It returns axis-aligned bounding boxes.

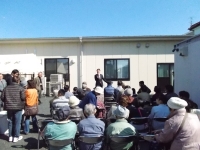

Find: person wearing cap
[155,97,200,150]
[78,104,105,150]
[44,105,77,150]
[107,95,130,120]
[68,96,85,120]
[106,105,136,150]
[78,86,103,109]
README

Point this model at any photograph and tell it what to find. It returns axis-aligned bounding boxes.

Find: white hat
[69,96,80,107]
[113,105,128,118]
[94,86,103,94]
[167,97,188,110]
[124,88,133,96]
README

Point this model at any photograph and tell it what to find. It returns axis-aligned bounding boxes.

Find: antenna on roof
[190,17,193,26]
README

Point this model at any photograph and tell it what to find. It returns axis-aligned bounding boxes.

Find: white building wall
[82,41,176,92]
[174,40,200,106]
[0,40,179,93]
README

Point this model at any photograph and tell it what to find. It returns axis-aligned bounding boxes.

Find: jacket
[1,83,25,110]
[155,108,200,150]
[69,106,85,120]
[94,74,105,87]
[34,76,42,91]
[25,89,38,106]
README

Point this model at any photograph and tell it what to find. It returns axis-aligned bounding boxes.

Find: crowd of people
[0,68,200,150]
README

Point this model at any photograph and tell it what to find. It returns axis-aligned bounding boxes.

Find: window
[45,58,69,82]
[104,59,130,80]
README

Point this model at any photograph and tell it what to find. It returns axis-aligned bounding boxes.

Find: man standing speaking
[94,69,106,88]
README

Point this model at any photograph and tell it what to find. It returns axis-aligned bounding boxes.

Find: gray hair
[84,104,96,116]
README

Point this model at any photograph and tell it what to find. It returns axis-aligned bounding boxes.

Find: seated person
[107,95,130,120]
[44,106,77,150]
[127,99,149,131]
[68,96,85,120]
[114,80,124,102]
[137,81,151,94]
[64,85,74,99]
[151,86,162,106]
[137,85,151,102]
[52,89,69,110]
[164,85,178,101]
[104,81,115,99]
[149,94,170,130]
[124,88,134,104]
[78,104,105,150]
[179,90,198,112]
[72,87,79,98]
[106,105,136,150]
[79,86,103,109]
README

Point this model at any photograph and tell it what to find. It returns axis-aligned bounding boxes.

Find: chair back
[70,117,81,124]
[153,117,168,122]
[109,135,137,143]
[48,138,74,147]
[78,136,104,144]
[37,119,54,131]
[130,117,148,125]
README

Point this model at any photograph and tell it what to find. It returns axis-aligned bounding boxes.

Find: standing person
[137,81,151,94]
[94,69,106,88]
[78,104,105,150]
[0,73,7,111]
[79,86,103,109]
[34,72,43,104]
[24,80,38,134]
[1,76,25,142]
[11,69,19,78]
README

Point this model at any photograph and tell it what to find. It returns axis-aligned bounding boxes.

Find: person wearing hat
[44,105,77,150]
[79,86,103,109]
[106,105,136,150]
[69,96,85,120]
[155,97,200,150]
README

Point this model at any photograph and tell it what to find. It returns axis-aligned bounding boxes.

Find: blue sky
[0,0,199,38]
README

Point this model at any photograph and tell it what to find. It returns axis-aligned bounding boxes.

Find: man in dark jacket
[137,81,151,94]
[94,69,106,87]
[1,76,25,142]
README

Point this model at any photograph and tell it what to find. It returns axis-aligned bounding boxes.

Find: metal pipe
[79,37,83,88]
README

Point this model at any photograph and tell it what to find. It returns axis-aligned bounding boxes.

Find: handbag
[24,104,38,116]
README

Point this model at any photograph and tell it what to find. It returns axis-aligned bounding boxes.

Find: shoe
[13,136,23,143]
[9,136,13,142]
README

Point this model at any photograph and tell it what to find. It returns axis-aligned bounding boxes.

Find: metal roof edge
[0,35,192,44]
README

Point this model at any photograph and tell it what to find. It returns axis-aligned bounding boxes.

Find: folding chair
[70,117,81,124]
[108,135,139,150]
[47,138,75,150]
[153,117,168,122]
[104,101,117,112]
[78,136,104,144]
[78,136,104,149]
[130,117,149,133]
[37,119,54,150]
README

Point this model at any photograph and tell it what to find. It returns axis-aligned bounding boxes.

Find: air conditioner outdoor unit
[50,74,63,83]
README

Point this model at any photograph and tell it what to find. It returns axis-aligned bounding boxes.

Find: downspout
[79,37,83,88]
